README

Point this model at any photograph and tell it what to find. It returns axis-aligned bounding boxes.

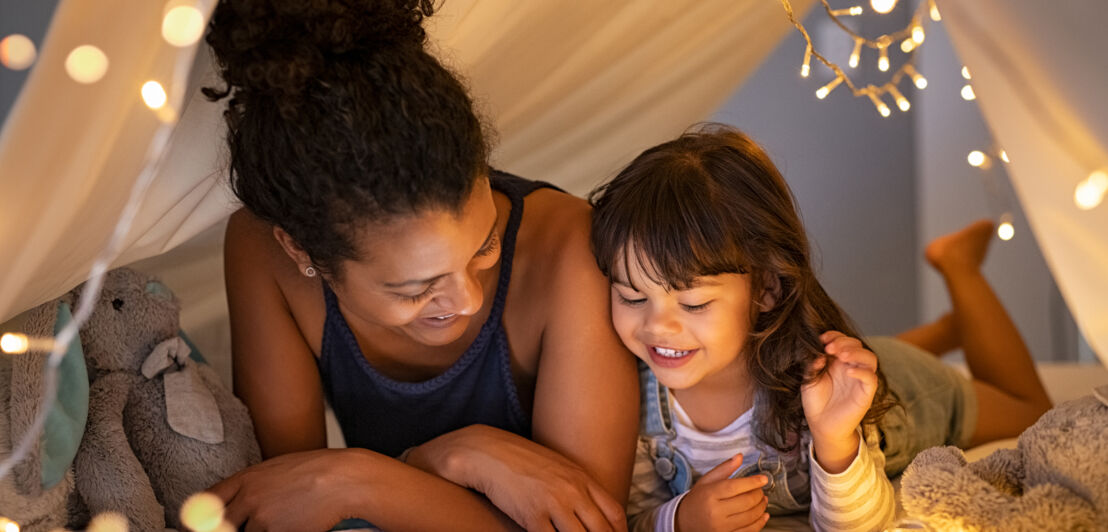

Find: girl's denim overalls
[638,363,810,515]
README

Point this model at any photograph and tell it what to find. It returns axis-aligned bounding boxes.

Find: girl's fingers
[717,474,770,499]
[574,503,615,532]
[720,489,767,513]
[823,334,863,355]
[733,512,771,532]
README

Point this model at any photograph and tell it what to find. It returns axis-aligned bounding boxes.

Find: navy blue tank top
[317,171,555,457]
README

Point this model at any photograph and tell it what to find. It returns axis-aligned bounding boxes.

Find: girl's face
[610,250,755,391]
[330,179,501,347]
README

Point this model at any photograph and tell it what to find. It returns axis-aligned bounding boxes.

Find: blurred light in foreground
[1074,170,1108,210]
[961,85,976,100]
[870,0,897,14]
[142,81,168,109]
[1,333,29,354]
[162,3,206,47]
[65,45,109,84]
[999,150,1010,163]
[87,512,128,532]
[0,34,36,70]
[997,220,1015,241]
[961,66,971,79]
[0,516,20,532]
[181,492,226,532]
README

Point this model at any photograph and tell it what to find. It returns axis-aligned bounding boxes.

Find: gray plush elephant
[4,268,260,531]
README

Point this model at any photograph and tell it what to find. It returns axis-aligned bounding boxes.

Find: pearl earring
[303,266,317,278]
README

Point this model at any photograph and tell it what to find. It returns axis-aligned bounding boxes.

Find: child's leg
[895,312,958,356]
[923,219,1053,447]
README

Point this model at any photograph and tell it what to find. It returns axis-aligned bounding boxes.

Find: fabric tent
[1,0,1106,375]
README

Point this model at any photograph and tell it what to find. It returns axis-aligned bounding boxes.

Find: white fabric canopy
[937,0,1108,364]
[0,0,807,335]
[2,0,1105,370]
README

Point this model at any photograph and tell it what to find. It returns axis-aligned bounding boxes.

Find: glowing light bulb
[878,47,889,72]
[867,93,891,117]
[901,38,917,53]
[849,38,863,68]
[800,44,812,77]
[961,85,976,100]
[1074,170,1108,210]
[997,221,1015,241]
[870,0,897,14]
[65,45,109,84]
[162,3,206,47]
[967,150,988,167]
[961,66,971,79]
[141,81,168,109]
[0,516,21,532]
[1000,150,1010,163]
[816,76,843,99]
[181,492,225,532]
[904,65,928,89]
[929,1,942,21]
[887,85,910,111]
[87,512,128,532]
[0,34,36,70]
[912,25,925,45]
[831,6,864,16]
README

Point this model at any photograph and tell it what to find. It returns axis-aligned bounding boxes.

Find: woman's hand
[675,454,770,532]
[209,448,374,532]
[801,331,878,472]
[407,424,627,532]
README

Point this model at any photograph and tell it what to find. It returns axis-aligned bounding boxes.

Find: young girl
[589,125,1053,532]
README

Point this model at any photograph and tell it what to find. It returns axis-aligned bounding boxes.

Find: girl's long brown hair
[589,124,896,453]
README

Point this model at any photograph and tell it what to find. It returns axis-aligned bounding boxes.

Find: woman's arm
[224,209,327,456]
[530,199,640,506]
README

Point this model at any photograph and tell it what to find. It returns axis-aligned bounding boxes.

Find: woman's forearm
[345,447,519,531]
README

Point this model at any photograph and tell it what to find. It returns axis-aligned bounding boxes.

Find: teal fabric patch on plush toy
[41,301,90,489]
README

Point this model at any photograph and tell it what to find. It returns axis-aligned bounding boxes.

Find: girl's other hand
[801,331,878,471]
[675,453,770,532]
[406,424,626,532]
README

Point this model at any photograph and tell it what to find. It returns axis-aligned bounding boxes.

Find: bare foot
[925,219,995,275]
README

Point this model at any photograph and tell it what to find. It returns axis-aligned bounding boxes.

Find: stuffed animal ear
[9,299,89,495]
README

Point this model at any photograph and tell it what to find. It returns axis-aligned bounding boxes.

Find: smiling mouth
[431,313,456,320]
[651,346,695,358]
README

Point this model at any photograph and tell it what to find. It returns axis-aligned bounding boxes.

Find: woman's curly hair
[204,0,490,278]
[589,124,898,453]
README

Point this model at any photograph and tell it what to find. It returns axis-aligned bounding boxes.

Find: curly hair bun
[206,0,435,103]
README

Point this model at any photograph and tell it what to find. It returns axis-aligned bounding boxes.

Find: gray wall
[713,7,919,337]
[0,0,58,122]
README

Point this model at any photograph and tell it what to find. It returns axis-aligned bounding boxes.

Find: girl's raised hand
[675,454,770,532]
[800,331,878,472]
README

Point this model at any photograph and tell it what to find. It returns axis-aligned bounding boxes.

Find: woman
[204,1,638,530]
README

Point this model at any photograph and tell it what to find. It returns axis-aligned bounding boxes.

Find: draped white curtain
[3,0,1106,369]
[0,0,811,376]
[936,0,1108,364]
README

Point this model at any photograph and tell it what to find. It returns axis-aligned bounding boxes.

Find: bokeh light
[162,4,206,47]
[0,34,36,70]
[65,45,109,84]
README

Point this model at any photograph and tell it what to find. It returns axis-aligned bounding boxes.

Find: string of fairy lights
[779,0,1107,242]
[1,2,235,532]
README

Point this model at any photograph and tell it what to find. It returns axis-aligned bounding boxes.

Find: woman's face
[330,179,502,347]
